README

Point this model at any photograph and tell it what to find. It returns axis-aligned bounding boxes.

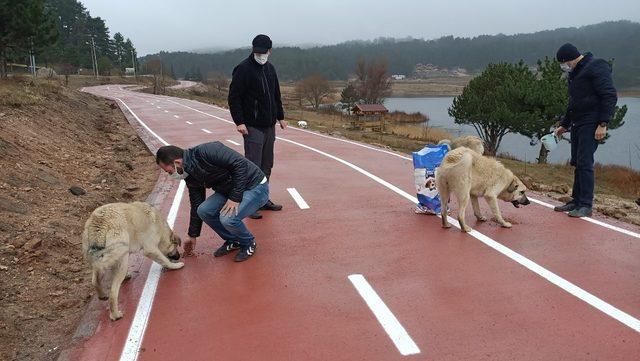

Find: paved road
[67,85,640,361]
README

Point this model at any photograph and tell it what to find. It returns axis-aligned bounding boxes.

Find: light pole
[131,49,136,79]
[91,36,99,78]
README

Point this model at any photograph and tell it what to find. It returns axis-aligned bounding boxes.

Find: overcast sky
[81,0,640,55]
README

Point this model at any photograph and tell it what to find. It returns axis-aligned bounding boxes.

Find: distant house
[125,67,135,76]
[391,74,406,80]
[351,104,389,131]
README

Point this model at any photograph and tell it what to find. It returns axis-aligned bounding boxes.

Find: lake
[385,97,640,170]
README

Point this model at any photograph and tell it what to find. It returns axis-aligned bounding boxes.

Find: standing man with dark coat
[553,43,618,218]
[228,34,286,219]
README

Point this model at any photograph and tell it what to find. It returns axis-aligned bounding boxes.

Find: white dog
[297,120,308,129]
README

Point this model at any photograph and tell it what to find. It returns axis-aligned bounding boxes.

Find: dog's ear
[170,233,182,246]
[507,179,518,193]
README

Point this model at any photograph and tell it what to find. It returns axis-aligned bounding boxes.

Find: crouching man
[156,142,269,262]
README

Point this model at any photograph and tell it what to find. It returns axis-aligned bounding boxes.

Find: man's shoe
[214,241,240,257]
[554,202,577,212]
[568,207,592,218]
[249,211,263,219]
[261,200,283,211]
[234,242,257,262]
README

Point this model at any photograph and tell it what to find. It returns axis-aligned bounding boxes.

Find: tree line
[140,21,640,87]
[1,0,138,77]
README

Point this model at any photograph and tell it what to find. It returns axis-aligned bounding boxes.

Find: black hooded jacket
[560,53,618,129]
[183,142,265,237]
[228,54,285,128]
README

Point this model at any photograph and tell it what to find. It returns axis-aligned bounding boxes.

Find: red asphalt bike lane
[68,85,640,361]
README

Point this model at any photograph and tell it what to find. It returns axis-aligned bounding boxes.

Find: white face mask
[170,162,188,180]
[254,53,269,65]
[560,63,571,73]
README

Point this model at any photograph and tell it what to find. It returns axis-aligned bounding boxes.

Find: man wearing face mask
[553,43,618,218]
[155,142,269,262]
[228,34,286,220]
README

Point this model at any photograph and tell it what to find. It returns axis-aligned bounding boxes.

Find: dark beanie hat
[252,34,272,54]
[556,43,581,62]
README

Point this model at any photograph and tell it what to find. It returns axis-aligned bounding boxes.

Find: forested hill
[140,21,640,87]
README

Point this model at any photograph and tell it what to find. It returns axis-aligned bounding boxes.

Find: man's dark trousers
[244,125,276,179]
[570,122,599,208]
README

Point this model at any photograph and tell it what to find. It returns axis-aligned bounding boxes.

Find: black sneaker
[568,206,592,218]
[234,242,257,262]
[261,200,283,211]
[554,202,576,212]
[249,211,263,219]
[214,241,240,257]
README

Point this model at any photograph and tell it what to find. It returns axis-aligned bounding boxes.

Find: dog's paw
[98,295,109,301]
[442,223,452,229]
[501,222,512,228]
[169,262,184,270]
[109,310,123,321]
[475,215,487,222]
[461,225,472,233]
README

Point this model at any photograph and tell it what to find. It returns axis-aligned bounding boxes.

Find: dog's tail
[83,228,129,269]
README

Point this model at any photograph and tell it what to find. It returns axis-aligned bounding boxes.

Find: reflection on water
[385,97,640,170]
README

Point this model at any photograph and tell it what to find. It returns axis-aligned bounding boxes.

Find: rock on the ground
[68,186,86,196]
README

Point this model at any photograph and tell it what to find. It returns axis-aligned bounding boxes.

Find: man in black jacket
[156,142,269,262]
[554,43,618,218]
[228,34,286,219]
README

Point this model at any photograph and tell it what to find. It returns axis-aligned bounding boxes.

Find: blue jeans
[196,183,269,246]
[570,123,599,208]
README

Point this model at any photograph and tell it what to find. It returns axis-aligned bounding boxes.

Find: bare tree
[354,58,392,104]
[206,71,230,93]
[295,74,332,110]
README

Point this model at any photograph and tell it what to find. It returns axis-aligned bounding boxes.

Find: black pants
[570,123,599,208]
[243,125,275,180]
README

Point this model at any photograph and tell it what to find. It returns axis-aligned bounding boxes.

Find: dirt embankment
[0,78,158,360]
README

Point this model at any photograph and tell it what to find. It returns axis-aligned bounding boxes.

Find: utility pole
[29,38,36,79]
[159,56,164,93]
[131,49,136,79]
[91,36,99,78]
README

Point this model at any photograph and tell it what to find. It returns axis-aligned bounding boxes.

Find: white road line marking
[113,98,186,361]
[529,198,640,239]
[287,188,310,209]
[201,128,212,134]
[348,274,420,356]
[173,115,180,119]
[164,110,168,113]
[164,100,640,333]
[115,98,169,145]
[185,121,193,125]
[156,106,162,109]
[226,139,241,146]
[180,99,640,240]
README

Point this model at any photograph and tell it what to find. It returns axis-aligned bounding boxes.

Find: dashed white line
[226,139,241,146]
[201,128,212,134]
[164,110,168,113]
[348,274,420,356]
[173,115,180,119]
[287,188,310,209]
[185,121,193,125]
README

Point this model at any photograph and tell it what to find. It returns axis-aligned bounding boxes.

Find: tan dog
[82,201,183,321]
[439,135,485,155]
[435,147,530,232]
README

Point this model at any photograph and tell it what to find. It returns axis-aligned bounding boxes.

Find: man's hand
[595,124,607,140]
[237,124,249,135]
[221,200,239,216]
[183,236,197,257]
[554,126,567,138]
[278,119,288,130]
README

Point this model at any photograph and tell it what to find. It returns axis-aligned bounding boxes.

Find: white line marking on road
[181,100,640,240]
[173,115,180,119]
[348,274,420,356]
[287,188,310,209]
[226,139,241,146]
[113,98,186,361]
[167,97,640,333]
[115,98,169,145]
[164,110,168,113]
[185,121,193,125]
[201,128,212,134]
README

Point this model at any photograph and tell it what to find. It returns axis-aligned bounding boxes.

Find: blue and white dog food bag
[412,144,449,214]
